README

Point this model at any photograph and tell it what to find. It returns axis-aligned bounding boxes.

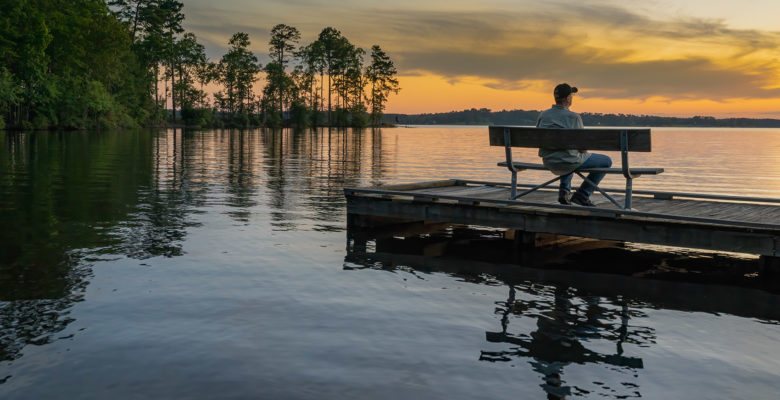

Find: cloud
[372,4,780,100]
[181,0,780,101]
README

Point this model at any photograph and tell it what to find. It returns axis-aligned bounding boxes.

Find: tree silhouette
[317,27,344,126]
[216,32,261,125]
[268,24,300,119]
[365,45,399,126]
[159,0,184,123]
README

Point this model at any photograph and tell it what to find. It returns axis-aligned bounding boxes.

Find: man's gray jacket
[536,104,591,175]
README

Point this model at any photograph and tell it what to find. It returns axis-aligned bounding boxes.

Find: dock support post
[508,230,536,266]
[507,229,537,249]
[346,214,366,253]
[759,256,780,279]
[518,231,537,248]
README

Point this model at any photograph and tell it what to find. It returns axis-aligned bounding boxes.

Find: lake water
[1,127,780,399]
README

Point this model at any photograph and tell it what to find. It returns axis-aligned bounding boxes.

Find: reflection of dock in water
[345,227,780,320]
[344,229,780,399]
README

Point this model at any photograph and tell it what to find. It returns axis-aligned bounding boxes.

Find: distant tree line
[385,108,780,128]
[0,0,400,130]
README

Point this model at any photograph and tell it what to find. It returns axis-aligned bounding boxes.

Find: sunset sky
[182,0,780,117]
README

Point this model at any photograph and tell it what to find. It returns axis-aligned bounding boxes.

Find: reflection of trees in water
[261,128,293,230]
[307,127,368,231]
[260,127,386,231]
[224,130,258,222]
[0,129,201,363]
[113,129,203,258]
[0,251,88,362]
[369,128,385,186]
[1,127,391,364]
[0,130,177,289]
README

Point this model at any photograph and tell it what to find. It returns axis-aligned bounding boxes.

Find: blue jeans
[559,153,612,199]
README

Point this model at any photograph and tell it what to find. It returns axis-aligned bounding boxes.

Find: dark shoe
[558,190,571,205]
[571,195,596,207]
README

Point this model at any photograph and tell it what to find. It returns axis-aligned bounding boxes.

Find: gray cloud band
[398,49,780,100]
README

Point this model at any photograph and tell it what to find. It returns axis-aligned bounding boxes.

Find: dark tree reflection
[0,127,392,363]
[0,129,201,361]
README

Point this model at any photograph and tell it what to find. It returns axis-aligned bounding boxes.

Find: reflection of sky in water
[1,128,780,399]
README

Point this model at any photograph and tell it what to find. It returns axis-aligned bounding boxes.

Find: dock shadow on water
[345,224,780,399]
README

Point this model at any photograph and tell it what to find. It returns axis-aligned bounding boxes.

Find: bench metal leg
[512,175,562,200]
[575,172,625,210]
[510,170,517,199]
[625,178,633,210]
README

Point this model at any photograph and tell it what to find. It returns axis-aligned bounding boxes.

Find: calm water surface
[1,127,780,399]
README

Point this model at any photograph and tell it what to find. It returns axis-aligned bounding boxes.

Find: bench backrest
[489,126,652,152]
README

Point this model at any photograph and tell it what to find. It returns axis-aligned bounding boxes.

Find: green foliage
[268,24,300,118]
[366,45,400,126]
[216,32,261,120]
[32,114,50,130]
[160,1,185,123]
[289,100,309,128]
[262,61,294,121]
[231,112,249,129]
[349,104,368,128]
[265,111,282,128]
[269,24,300,67]
[181,107,216,128]
[333,108,350,127]
[0,68,20,112]
[316,27,343,125]
[0,1,399,130]
[276,27,395,128]
[0,0,150,129]
[172,33,207,109]
[309,110,324,127]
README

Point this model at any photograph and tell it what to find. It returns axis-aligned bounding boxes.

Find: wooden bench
[489,126,664,210]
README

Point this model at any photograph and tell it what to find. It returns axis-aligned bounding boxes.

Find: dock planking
[345,179,780,259]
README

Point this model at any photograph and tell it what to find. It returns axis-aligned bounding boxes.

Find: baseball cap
[554,83,578,100]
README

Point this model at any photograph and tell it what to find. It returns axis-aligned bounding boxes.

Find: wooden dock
[344,179,780,271]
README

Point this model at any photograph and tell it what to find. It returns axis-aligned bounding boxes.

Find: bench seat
[497,162,664,176]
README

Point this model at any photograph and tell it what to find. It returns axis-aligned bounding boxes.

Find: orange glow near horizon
[385,74,780,118]
[384,75,549,115]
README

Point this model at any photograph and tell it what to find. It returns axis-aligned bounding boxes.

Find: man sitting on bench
[537,83,612,207]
